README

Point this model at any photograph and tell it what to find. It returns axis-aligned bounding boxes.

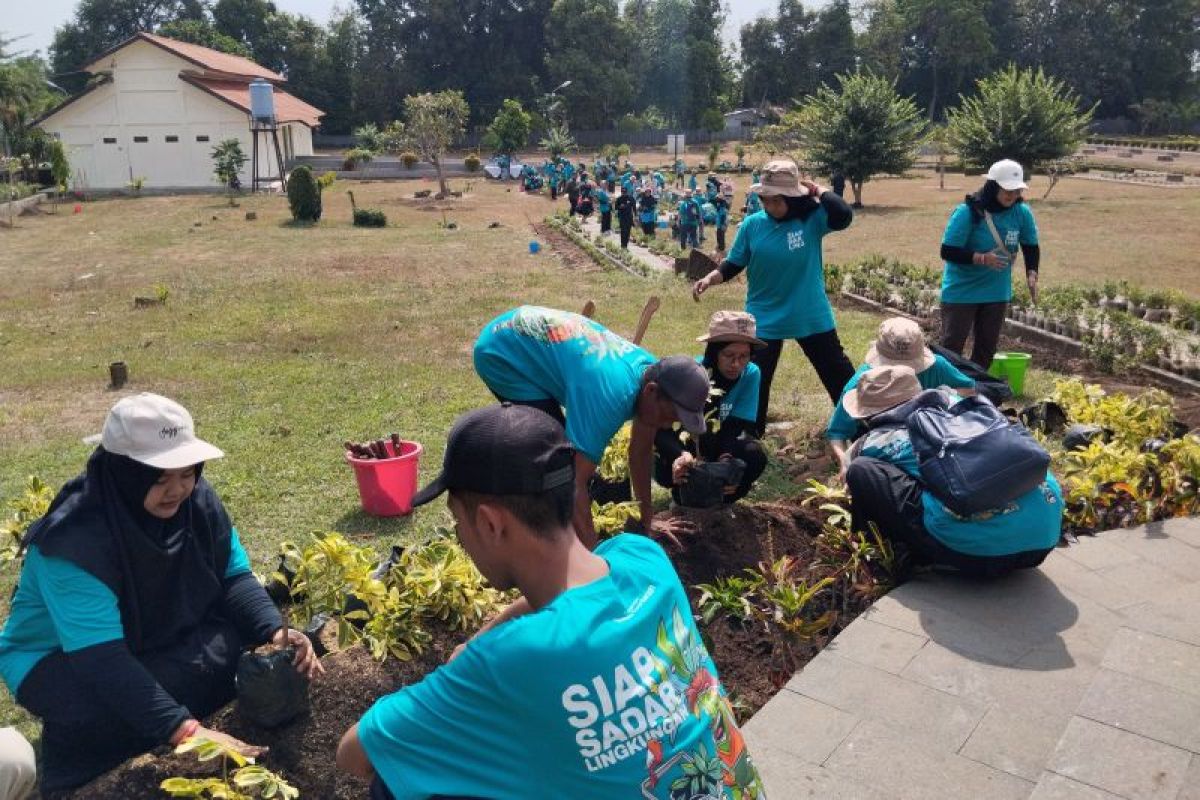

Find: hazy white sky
[9,0,805,61]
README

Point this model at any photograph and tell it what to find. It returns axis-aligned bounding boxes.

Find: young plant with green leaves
[0,476,52,564]
[160,736,298,799]
[211,139,247,205]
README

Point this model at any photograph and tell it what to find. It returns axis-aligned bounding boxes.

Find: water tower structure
[249,79,287,191]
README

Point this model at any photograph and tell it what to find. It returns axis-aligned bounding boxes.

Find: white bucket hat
[85,393,224,469]
[987,159,1028,191]
[864,317,936,372]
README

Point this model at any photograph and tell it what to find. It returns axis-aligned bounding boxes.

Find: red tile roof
[182,76,324,128]
[86,32,284,82]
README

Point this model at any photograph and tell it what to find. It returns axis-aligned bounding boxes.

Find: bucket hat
[843,365,922,419]
[864,317,936,372]
[84,393,224,468]
[696,310,766,349]
[749,160,809,198]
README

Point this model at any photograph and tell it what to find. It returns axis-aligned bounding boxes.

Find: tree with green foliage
[784,71,925,207]
[211,138,246,205]
[48,138,70,190]
[156,18,250,57]
[946,65,1094,173]
[544,0,635,129]
[287,164,322,222]
[539,125,576,160]
[484,99,532,157]
[0,48,60,159]
[402,90,469,199]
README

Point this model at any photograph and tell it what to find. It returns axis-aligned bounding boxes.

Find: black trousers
[846,457,1053,578]
[752,329,855,437]
[641,221,656,236]
[716,227,726,251]
[618,221,633,248]
[941,301,1008,370]
[20,619,243,791]
[653,429,767,504]
[549,183,557,200]
[600,210,612,233]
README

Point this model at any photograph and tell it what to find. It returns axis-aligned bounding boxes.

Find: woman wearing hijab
[691,159,856,437]
[0,393,322,792]
[939,159,1041,370]
[653,311,768,504]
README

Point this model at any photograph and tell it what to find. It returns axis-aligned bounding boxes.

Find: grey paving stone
[1118,599,1200,648]
[1076,668,1200,753]
[787,650,989,752]
[1176,755,1200,800]
[1165,518,1200,549]
[824,616,928,674]
[741,690,859,765]
[1057,537,1142,571]
[1105,526,1200,580]
[1100,627,1200,698]
[960,703,1074,782]
[1048,716,1192,799]
[823,718,1034,800]
[1028,772,1125,800]
[746,742,888,800]
[1038,550,1154,611]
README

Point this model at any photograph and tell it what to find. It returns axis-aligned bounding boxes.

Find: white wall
[41,39,301,189]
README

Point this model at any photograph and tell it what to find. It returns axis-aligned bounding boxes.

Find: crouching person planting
[337,404,766,799]
[0,394,322,793]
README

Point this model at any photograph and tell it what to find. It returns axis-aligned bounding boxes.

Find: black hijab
[768,193,820,223]
[701,342,744,413]
[965,179,1025,222]
[24,447,233,653]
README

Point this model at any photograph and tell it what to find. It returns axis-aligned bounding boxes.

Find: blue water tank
[249,79,275,123]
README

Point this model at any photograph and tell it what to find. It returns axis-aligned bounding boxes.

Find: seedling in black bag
[235,611,310,729]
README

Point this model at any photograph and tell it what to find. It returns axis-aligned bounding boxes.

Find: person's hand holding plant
[672,452,695,483]
[272,627,325,679]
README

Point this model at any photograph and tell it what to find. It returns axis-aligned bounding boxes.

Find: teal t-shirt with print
[358,534,765,800]
[826,355,975,441]
[726,208,835,340]
[0,529,253,694]
[697,358,760,423]
[941,202,1039,304]
[596,188,611,213]
[473,306,656,464]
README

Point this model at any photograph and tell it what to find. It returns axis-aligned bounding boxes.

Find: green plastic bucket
[989,352,1032,396]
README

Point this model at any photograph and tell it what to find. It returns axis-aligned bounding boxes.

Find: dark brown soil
[531,222,599,272]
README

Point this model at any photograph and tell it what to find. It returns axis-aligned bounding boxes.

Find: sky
[8,0,801,61]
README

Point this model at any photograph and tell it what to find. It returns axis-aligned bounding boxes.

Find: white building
[38,32,325,190]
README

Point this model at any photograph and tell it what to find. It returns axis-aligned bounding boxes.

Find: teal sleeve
[727,217,753,267]
[358,645,507,800]
[730,365,760,423]
[36,552,125,653]
[825,366,867,441]
[225,527,252,579]
[925,355,975,389]
[941,204,973,247]
[1021,205,1039,245]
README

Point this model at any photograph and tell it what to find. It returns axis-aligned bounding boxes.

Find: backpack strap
[982,211,1014,255]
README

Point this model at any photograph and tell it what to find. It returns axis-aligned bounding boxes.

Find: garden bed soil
[531,221,597,272]
[57,502,841,798]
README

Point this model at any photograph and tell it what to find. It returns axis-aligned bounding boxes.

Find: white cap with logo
[987,159,1028,191]
[84,393,224,469]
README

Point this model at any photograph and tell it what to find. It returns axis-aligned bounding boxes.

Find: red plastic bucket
[345,440,423,516]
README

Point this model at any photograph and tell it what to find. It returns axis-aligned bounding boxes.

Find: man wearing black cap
[473,306,710,548]
[336,404,765,800]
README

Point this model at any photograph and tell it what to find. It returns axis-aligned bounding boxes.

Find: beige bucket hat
[749,160,809,198]
[843,365,922,419]
[696,310,767,348]
[864,317,936,372]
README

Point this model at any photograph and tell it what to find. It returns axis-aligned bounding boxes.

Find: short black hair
[452,480,575,537]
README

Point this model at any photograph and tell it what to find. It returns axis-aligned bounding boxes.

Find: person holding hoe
[336,403,765,800]
[654,311,768,506]
[0,394,322,793]
[472,305,706,548]
[692,159,856,437]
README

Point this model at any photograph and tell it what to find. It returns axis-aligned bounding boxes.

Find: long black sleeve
[820,191,853,231]
[718,258,746,281]
[654,428,688,466]
[714,418,756,457]
[222,572,283,645]
[940,243,976,266]
[67,640,191,742]
[1021,243,1040,273]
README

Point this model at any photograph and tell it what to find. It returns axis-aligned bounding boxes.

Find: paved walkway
[744,518,1200,799]
[577,215,675,274]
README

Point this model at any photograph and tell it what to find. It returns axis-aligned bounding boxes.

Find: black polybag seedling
[236,647,310,728]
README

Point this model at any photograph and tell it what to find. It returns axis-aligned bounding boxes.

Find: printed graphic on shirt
[561,604,766,799]
[786,230,805,251]
[499,306,637,362]
[1004,229,1019,250]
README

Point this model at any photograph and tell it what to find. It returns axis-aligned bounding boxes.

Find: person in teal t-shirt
[828,317,975,477]
[654,311,768,506]
[939,158,1041,369]
[676,191,701,249]
[596,185,612,234]
[337,404,766,800]
[692,159,856,437]
[473,306,708,548]
[840,366,1061,578]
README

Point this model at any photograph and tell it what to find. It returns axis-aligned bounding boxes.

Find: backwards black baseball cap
[645,356,710,436]
[411,403,576,508]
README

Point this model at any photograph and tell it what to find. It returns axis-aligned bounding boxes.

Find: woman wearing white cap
[692,159,856,437]
[842,366,1061,578]
[828,317,976,478]
[939,158,1041,370]
[653,310,769,504]
[0,393,322,792]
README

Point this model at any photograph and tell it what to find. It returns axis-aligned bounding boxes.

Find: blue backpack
[904,392,1050,516]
